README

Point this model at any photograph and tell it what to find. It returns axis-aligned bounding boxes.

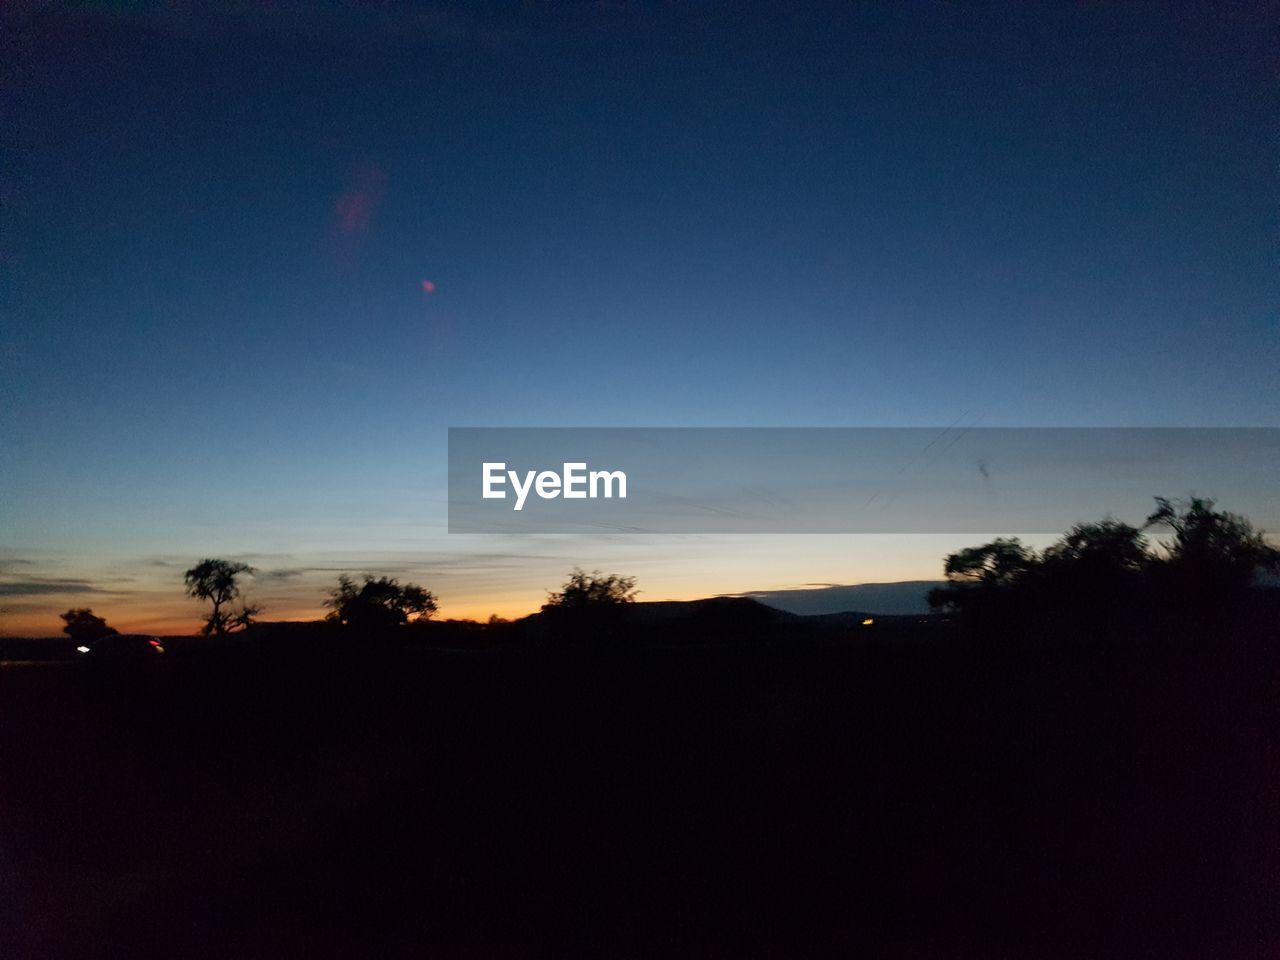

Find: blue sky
[1,1,1275,632]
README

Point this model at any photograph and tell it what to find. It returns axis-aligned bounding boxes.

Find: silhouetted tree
[931,498,1278,635]
[1015,519,1155,627]
[946,537,1037,585]
[1041,519,1150,574]
[540,568,639,640]
[1145,496,1280,589]
[543,568,638,611]
[60,608,117,644]
[928,538,1036,614]
[325,575,438,630]
[184,559,261,637]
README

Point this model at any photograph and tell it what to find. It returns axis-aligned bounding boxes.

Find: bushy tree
[543,568,638,611]
[184,559,261,637]
[539,568,639,640]
[942,537,1036,586]
[1145,496,1279,589]
[325,575,438,629]
[930,497,1278,630]
[1042,520,1150,574]
[60,608,117,644]
[928,538,1036,613]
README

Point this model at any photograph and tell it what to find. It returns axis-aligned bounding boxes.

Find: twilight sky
[1,1,1276,634]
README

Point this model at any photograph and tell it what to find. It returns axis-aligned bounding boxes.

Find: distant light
[76,645,90,653]
[421,279,436,294]
[861,618,874,626]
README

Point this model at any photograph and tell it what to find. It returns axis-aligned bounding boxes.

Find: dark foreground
[2,621,1276,958]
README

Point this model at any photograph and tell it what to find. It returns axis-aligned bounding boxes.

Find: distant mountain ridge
[738,581,943,616]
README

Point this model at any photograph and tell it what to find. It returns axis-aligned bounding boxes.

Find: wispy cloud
[255,568,307,583]
[0,577,104,597]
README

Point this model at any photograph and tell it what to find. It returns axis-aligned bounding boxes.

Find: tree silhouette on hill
[184,559,261,637]
[542,568,638,611]
[539,568,639,639]
[325,575,438,630]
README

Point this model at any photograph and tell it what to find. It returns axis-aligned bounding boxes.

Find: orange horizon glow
[0,590,736,637]
[1,538,970,638]
[2,578,923,638]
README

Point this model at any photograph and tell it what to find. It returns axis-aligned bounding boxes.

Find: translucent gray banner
[447,428,1279,534]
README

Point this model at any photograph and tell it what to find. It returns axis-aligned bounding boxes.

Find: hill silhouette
[744,579,942,615]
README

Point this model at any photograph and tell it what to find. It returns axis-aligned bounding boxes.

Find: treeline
[928,496,1279,639]
[61,496,1278,645]
[62,565,638,642]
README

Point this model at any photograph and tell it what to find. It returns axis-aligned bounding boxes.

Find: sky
[1,1,1276,634]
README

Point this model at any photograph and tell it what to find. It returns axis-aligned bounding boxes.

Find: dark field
[2,624,1275,959]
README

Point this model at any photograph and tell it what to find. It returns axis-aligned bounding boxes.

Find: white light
[76,645,90,653]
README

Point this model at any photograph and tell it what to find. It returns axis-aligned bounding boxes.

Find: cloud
[0,600,42,612]
[256,568,307,583]
[0,577,104,597]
